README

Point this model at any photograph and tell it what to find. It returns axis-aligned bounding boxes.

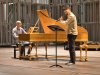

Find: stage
[0,46,100,75]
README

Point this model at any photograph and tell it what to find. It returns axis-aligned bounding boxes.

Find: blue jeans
[67,34,77,64]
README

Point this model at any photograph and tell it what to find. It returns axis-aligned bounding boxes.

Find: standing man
[60,7,78,65]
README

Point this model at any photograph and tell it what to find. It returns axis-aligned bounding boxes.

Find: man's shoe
[65,61,75,65]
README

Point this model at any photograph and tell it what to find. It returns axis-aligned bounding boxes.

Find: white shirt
[12,26,27,43]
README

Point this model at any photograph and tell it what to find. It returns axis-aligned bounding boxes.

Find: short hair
[63,6,71,10]
[16,21,21,24]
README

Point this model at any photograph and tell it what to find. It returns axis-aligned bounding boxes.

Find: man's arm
[12,29,18,39]
[22,28,27,34]
[60,15,74,25]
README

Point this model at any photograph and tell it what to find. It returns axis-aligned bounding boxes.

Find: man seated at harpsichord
[12,20,33,58]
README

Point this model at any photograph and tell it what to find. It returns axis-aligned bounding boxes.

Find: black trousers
[16,43,25,56]
[16,43,33,56]
[67,34,77,64]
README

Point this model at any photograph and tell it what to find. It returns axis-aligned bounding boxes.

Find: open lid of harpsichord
[37,9,67,34]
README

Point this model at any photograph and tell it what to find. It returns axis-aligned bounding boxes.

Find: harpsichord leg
[45,43,48,59]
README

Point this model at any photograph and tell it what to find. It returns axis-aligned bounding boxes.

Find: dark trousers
[16,43,33,56]
[67,34,77,64]
[16,43,25,56]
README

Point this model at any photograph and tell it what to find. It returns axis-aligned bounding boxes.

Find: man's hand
[59,16,63,21]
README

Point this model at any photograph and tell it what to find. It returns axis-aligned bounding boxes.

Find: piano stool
[11,45,25,59]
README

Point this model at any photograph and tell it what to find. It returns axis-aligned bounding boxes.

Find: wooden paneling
[0,0,100,45]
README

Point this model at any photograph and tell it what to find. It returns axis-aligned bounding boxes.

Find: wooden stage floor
[0,46,100,75]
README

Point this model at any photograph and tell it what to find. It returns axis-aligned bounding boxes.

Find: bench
[11,45,25,58]
[11,45,19,58]
[88,45,100,50]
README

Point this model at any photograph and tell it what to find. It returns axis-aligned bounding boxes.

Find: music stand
[48,25,64,68]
